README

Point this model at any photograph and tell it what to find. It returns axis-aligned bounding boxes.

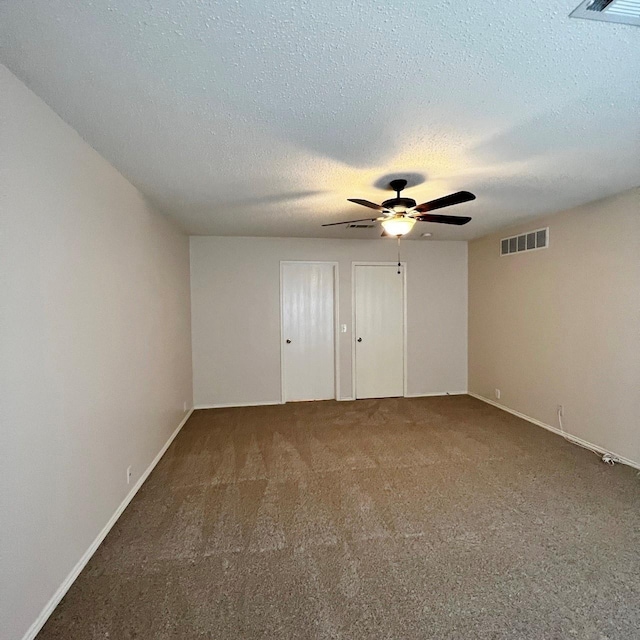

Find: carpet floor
[37,396,640,639]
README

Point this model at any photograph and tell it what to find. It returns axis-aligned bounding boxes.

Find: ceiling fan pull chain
[397,237,401,274]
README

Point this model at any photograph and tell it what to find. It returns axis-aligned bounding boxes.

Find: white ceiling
[1,0,639,240]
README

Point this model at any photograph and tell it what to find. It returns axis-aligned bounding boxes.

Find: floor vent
[347,223,375,229]
[570,0,640,26]
[500,227,549,256]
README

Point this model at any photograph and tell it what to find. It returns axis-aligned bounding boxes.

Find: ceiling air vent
[570,0,640,26]
[347,223,375,229]
[500,227,549,256]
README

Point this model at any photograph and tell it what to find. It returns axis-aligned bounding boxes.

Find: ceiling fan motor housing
[382,197,417,212]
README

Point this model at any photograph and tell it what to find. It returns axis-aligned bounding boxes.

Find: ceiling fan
[322,179,475,236]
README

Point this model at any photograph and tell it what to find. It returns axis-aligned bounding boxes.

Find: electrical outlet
[183,401,187,412]
[126,465,132,485]
[495,388,501,400]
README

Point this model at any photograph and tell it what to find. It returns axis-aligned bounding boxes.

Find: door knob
[286,339,291,344]
[357,337,362,342]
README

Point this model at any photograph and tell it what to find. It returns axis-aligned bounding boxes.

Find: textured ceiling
[1,0,639,240]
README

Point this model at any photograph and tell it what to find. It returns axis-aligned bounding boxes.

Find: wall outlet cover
[126,465,132,485]
[495,389,501,400]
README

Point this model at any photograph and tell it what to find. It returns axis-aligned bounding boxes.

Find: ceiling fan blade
[413,191,475,213]
[347,198,386,211]
[321,217,379,227]
[413,214,472,226]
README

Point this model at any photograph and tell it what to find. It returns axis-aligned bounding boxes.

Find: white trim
[405,391,468,398]
[280,261,340,404]
[280,262,285,404]
[193,400,282,410]
[402,263,408,398]
[338,393,468,401]
[351,264,355,400]
[351,261,408,400]
[332,263,341,402]
[468,393,640,471]
[21,408,194,640]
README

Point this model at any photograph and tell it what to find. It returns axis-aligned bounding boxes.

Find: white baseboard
[193,400,282,410]
[194,395,468,407]
[21,408,194,640]
[468,393,640,471]
[404,391,468,398]
[195,398,361,408]
[196,397,374,407]
[337,392,468,402]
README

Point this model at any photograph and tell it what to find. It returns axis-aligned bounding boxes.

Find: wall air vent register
[501,228,549,256]
[570,0,640,26]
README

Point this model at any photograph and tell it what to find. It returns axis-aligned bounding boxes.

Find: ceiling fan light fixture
[381,215,416,236]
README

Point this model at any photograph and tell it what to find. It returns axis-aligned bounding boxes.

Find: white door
[354,264,404,399]
[281,262,336,402]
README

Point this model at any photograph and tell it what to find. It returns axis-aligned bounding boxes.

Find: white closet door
[354,264,404,399]
[282,263,336,402]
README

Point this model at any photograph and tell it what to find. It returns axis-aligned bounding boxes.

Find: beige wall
[191,236,468,406]
[469,188,640,465]
[1,65,193,640]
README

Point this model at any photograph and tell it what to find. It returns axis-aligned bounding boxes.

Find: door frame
[351,261,408,399]
[280,261,340,404]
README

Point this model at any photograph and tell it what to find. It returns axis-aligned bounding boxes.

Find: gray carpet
[37,396,640,639]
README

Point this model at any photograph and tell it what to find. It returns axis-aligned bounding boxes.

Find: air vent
[500,227,549,256]
[570,0,640,26]
[347,223,375,229]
